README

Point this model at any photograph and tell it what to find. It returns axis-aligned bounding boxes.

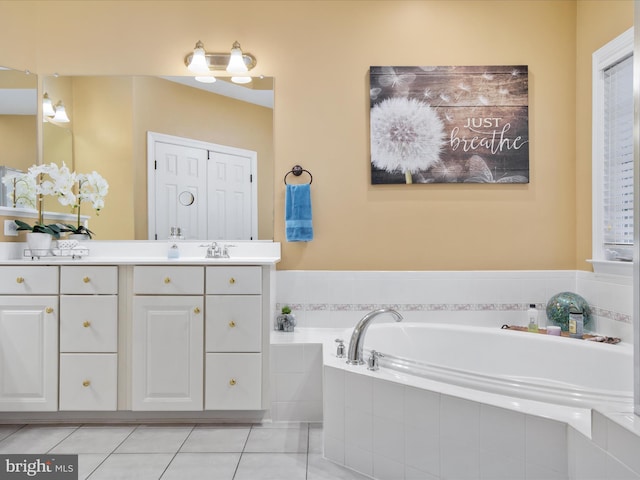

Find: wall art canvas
[370,65,529,184]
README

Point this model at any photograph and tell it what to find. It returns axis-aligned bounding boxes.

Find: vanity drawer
[205,353,261,410]
[59,353,117,411]
[0,266,58,294]
[206,295,262,352]
[133,266,204,295]
[60,296,118,353]
[206,266,262,294]
[60,266,118,294]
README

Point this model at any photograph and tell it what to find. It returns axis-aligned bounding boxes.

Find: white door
[154,141,208,240]
[132,296,204,411]
[148,132,258,241]
[208,150,253,240]
[0,297,58,411]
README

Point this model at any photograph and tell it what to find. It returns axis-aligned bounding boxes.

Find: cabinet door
[206,266,262,294]
[132,296,203,411]
[0,297,58,411]
[59,353,117,411]
[60,295,118,353]
[133,266,204,295]
[205,353,261,410]
[60,266,118,295]
[206,295,262,352]
[0,267,58,294]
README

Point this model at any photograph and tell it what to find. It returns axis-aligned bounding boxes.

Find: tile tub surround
[269,328,640,480]
[324,364,640,480]
[276,269,633,343]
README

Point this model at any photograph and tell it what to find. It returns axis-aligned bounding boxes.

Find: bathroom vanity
[0,241,280,421]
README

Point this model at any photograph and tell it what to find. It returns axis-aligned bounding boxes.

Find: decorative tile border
[591,306,632,324]
[275,303,631,324]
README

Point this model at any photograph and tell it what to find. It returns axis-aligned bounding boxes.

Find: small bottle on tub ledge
[568,303,584,339]
[527,304,539,333]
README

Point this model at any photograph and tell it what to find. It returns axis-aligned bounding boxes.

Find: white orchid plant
[64,171,109,238]
[1,163,108,239]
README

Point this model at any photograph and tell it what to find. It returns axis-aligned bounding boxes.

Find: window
[592,28,634,273]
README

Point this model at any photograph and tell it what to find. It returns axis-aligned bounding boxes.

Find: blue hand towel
[285,183,313,242]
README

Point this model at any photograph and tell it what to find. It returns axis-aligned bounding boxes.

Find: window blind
[603,53,634,259]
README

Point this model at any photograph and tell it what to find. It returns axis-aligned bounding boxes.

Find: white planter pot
[26,232,53,251]
[68,233,90,241]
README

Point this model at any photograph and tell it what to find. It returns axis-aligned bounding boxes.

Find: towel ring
[284,165,313,185]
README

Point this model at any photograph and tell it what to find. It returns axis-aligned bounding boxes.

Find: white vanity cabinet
[59,266,118,411]
[0,266,59,411]
[0,240,279,419]
[132,266,204,411]
[205,266,263,410]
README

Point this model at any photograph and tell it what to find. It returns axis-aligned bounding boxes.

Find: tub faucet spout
[346,308,403,365]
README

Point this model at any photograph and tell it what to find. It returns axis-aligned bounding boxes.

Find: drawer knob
[229,277,236,284]
[83,321,91,328]
[229,320,236,328]
[164,277,171,284]
[45,307,54,314]
[83,276,90,283]
[16,277,24,284]
[82,380,91,387]
[194,307,201,314]
[229,379,237,386]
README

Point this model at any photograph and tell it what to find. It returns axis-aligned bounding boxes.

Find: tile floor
[0,423,369,479]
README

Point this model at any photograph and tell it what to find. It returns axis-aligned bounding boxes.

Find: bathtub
[361,322,634,409]
[322,323,637,479]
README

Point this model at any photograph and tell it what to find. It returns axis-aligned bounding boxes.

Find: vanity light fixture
[226,41,248,74]
[184,40,257,84]
[51,101,70,123]
[42,93,56,117]
[42,93,70,124]
[187,41,210,74]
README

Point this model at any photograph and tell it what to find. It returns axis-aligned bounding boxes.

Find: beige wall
[0,116,36,171]
[0,0,633,270]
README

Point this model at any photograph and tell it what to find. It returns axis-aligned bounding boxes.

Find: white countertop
[0,240,281,265]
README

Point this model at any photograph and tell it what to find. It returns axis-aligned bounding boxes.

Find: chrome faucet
[205,242,222,258]
[346,308,403,365]
[204,242,235,258]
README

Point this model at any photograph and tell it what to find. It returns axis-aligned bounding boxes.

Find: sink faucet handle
[367,350,384,371]
[335,339,346,358]
[221,244,236,258]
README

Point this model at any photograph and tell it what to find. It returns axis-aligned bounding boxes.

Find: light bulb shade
[231,76,252,84]
[42,93,56,117]
[226,41,248,74]
[195,75,217,84]
[188,41,210,74]
[52,102,70,123]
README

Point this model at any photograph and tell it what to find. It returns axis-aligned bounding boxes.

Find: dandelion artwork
[370,66,529,184]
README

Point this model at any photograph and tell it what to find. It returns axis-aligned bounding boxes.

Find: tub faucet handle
[367,350,384,371]
[335,339,346,358]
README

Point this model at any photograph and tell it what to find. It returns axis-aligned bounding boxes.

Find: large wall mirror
[0,66,38,206]
[42,74,274,241]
